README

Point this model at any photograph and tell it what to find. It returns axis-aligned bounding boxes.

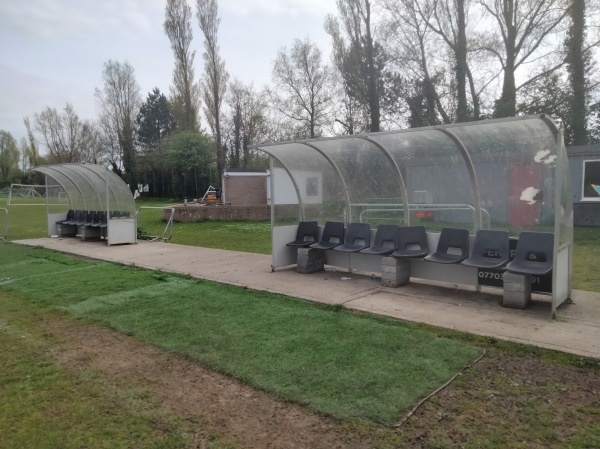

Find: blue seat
[505,232,553,275]
[309,221,345,250]
[392,226,429,258]
[286,221,319,248]
[360,224,398,255]
[462,230,510,269]
[424,228,469,264]
[333,223,371,253]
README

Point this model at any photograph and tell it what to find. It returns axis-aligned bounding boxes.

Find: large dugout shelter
[256,115,573,315]
[35,163,137,245]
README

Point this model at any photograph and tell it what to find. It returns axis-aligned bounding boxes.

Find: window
[306,176,319,197]
[582,160,600,201]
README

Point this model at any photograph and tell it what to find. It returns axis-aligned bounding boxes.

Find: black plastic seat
[56,209,75,225]
[82,211,98,226]
[286,221,319,247]
[309,221,345,250]
[505,232,554,275]
[333,222,371,253]
[359,224,398,255]
[424,228,469,264]
[461,230,510,269]
[64,210,83,225]
[76,211,93,226]
[392,226,429,258]
[91,211,107,228]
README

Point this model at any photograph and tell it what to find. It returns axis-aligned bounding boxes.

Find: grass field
[0,296,189,449]
[0,244,482,425]
[1,244,599,448]
[2,197,599,291]
[2,198,600,447]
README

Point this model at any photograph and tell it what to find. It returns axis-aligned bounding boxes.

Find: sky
[0,0,338,145]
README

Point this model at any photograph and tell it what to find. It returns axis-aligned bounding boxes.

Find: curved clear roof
[257,115,572,243]
[34,163,135,213]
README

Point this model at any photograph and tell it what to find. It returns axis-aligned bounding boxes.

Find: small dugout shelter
[255,115,573,316]
[35,163,137,245]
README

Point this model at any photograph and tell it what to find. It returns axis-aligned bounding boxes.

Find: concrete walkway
[14,238,600,359]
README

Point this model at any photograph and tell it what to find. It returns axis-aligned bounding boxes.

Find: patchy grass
[0,292,189,449]
[1,244,599,448]
[1,243,481,425]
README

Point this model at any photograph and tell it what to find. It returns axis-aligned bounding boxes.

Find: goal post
[8,184,67,206]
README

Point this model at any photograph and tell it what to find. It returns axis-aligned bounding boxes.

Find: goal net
[136,206,175,242]
[7,184,68,206]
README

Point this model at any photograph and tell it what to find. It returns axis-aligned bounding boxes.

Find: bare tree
[422,0,471,121]
[478,0,569,117]
[325,0,384,132]
[381,0,452,125]
[565,0,592,144]
[33,103,102,164]
[270,37,334,138]
[225,79,268,167]
[23,116,40,167]
[0,130,19,182]
[330,68,368,135]
[196,0,229,184]
[95,60,141,186]
[164,0,200,131]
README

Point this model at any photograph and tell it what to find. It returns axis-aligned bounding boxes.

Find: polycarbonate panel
[311,137,404,226]
[450,117,557,235]
[62,166,105,211]
[556,140,573,248]
[79,164,135,214]
[370,130,477,232]
[34,163,135,215]
[36,167,87,211]
[263,142,347,226]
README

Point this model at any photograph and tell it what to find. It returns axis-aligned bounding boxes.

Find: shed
[34,163,137,245]
[255,115,573,316]
[222,169,268,205]
[567,143,600,226]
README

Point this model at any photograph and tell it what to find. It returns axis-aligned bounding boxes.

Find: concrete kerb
[11,238,600,359]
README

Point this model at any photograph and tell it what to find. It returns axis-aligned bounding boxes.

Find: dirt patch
[37,314,600,449]
[41,316,375,449]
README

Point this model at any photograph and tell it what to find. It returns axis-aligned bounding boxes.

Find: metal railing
[355,203,491,228]
[136,206,175,242]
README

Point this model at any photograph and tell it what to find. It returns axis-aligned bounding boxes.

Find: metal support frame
[136,207,175,242]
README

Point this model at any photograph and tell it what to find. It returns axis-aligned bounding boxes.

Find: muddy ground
[40,314,600,449]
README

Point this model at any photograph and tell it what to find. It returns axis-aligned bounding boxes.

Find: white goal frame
[7,183,66,206]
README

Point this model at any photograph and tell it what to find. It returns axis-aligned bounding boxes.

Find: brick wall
[223,176,267,205]
[170,204,271,222]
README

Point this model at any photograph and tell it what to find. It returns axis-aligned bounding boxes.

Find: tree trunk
[455,0,468,122]
[567,0,587,145]
[495,1,517,118]
[364,0,381,132]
